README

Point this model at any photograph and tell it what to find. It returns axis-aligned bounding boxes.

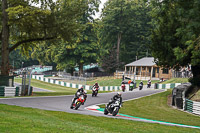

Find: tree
[31,0,100,76]
[150,0,200,88]
[0,0,87,76]
[100,45,118,73]
[100,0,152,70]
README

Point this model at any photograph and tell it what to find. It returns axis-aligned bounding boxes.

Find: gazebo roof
[125,57,156,67]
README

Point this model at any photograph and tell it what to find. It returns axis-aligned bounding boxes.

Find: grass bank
[14,78,77,96]
[161,78,189,84]
[14,78,110,96]
[161,78,200,101]
[0,104,199,133]
[100,90,200,127]
[87,77,159,86]
[191,89,200,102]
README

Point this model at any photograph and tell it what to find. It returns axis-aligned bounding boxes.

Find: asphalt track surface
[0,88,164,117]
[1,88,200,129]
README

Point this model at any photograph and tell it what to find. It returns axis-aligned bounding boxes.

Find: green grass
[86,77,159,87]
[191,90,200,102]
[161,78,189,84]
[114,90,200,127]
[0,104,199,133]
[160,78,200,101]
[14,78,110,96]
[15,78,78,96]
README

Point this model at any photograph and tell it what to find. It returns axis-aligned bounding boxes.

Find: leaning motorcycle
[139,83,143,90]
[121,84,125,92]
[70,93,85,110]
[92,87,98,97]
[104,98,122,116]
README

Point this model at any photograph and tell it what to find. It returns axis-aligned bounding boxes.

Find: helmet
[81,86,83,89]
[117,92,122,97]
[95,82,98,85]
[77,92,80,96]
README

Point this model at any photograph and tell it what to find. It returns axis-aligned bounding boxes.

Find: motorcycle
[104,98,122,116]
[129,83,134,91]
[121,84,125,92]
[147,82,151,88]
[139,83,143,90]
[92,87,98,97]
[70,94,85,110]
[147,80,151,88]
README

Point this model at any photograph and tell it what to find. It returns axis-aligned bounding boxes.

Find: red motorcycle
[121,84,125,92]
[71,94,85,110]
[92,87,99,97]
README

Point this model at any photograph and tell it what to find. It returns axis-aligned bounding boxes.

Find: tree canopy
[31,0,100,75]
[150,0,200,87]
[0,0,94,75]
[100,0,152,71]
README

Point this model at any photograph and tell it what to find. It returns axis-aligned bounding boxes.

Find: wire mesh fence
[172,70,193,78]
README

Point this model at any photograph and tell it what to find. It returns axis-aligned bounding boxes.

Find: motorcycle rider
[139,81,143,90]
[129,81,134,91]
[107,92,122,107]
[71,86,84,108]
[121,81,125,92]
[82,90,87,105]
[92,82,99,93]
[147,79,151,88]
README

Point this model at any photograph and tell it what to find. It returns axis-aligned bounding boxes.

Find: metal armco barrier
[0,86,19,97]
[155,83,182,89]
[32,75,124,91]
[185,99,200,115]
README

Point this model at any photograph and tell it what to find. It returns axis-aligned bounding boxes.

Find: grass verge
[161,78,189,84]
[14,78,78,96]
[161,78,200,101]
[86,77,159,87]
[0,104,199,133]
[100,90,200,127]
[14,78,110,96]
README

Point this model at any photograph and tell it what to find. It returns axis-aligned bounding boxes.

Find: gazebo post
[140,66,142,80]
[134,66,136,80]
[145,66,147,80]
[150,66,153,80]
[131,66,133,79]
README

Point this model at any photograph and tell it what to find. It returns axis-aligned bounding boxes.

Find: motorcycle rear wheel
[104,108,109,115]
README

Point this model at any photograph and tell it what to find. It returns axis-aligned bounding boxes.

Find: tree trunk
[79,62,83,77]
[70,67,74,76]
[191,65,200,87]
[1,0,10,76]
[116,32,122,68]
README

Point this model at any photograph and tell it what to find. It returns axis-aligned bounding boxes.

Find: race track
[0,89,164,117]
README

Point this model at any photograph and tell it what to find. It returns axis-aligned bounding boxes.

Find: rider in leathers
[92,82,99,93]
[71,87,85,108]
[107,92,122,107]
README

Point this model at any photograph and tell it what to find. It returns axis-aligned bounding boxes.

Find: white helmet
[117,92,122,96]
[77,92,80,96]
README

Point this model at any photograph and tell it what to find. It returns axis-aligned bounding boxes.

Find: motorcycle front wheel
[75,102,82,110]
[112,107,119,116]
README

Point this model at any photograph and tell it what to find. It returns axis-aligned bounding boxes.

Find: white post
[28,69,33,96]
[140,66,142,80]
[150,66,153,80]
